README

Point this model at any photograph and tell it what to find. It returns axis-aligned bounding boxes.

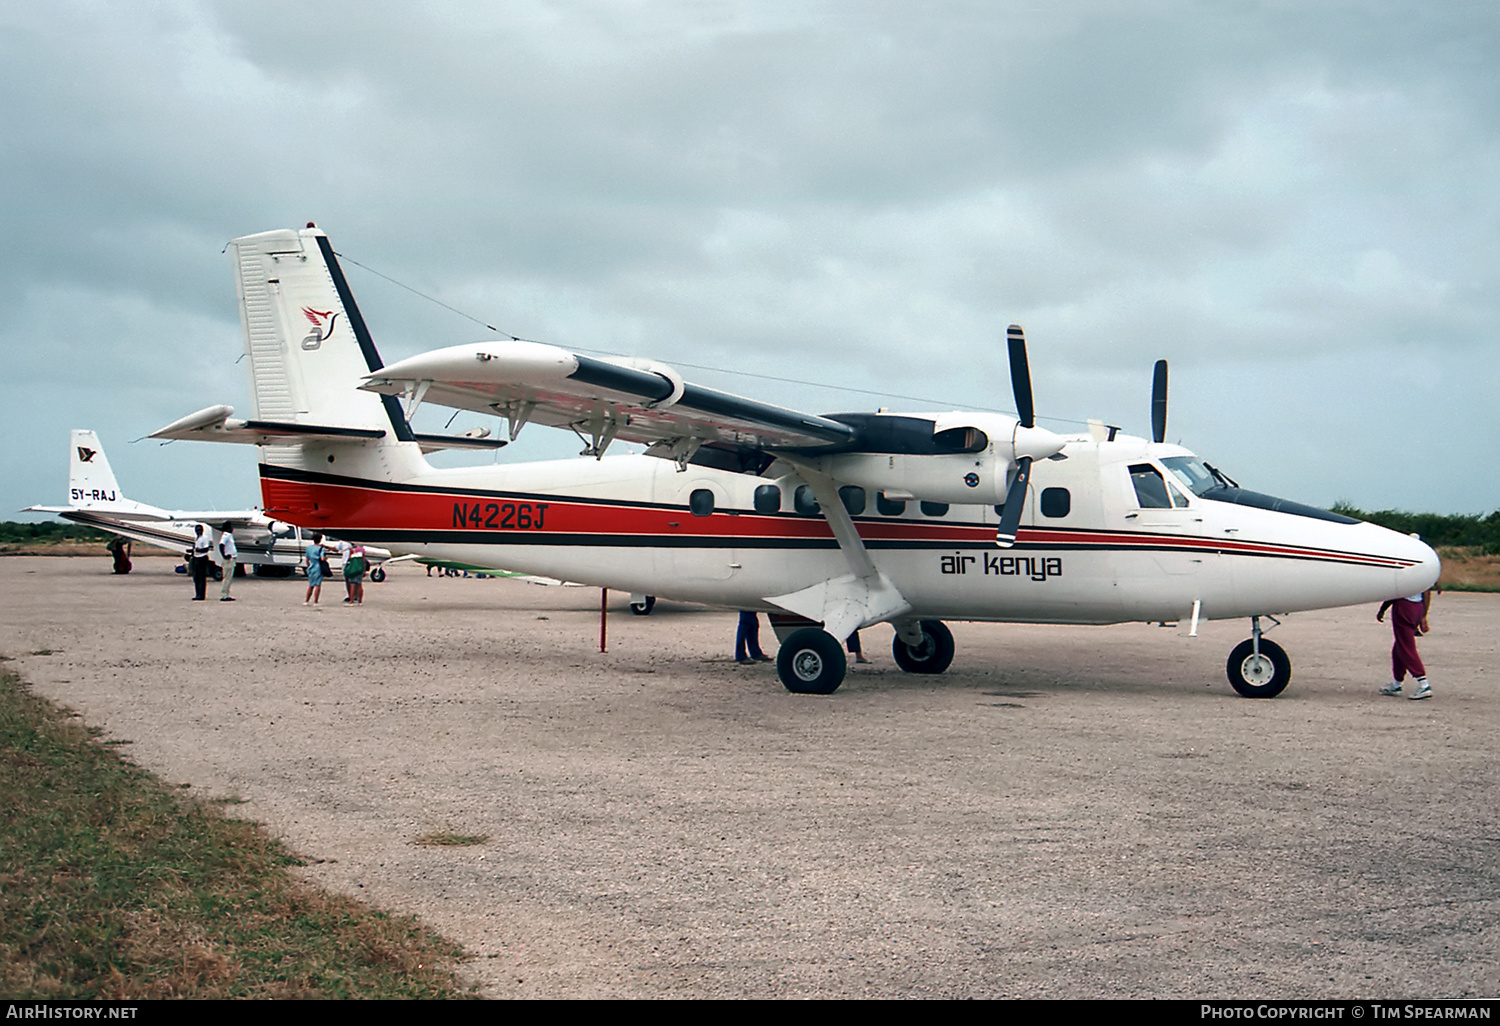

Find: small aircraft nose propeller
[997,325,1036,548]
[1151,359,1168,445]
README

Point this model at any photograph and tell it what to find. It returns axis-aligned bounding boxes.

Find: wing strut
[764,464,911,643]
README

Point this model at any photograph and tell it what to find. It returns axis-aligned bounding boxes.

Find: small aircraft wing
[359,341,857,459]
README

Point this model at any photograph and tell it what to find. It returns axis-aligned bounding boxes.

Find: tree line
[0,521,112,544]
[1331,505,1500,554]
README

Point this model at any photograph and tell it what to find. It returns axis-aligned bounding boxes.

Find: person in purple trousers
[1378,589,1433,700]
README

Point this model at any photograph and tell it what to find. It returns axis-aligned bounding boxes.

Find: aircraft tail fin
[150,226,490,520]
[65,430,158,514]
[228,226,416,459]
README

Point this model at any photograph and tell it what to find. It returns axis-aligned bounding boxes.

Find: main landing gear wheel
[1226,638,1291,698]
[370,566,387,583]
[629,595,656,616]
[776,628,847,695]
[892,620,956,675]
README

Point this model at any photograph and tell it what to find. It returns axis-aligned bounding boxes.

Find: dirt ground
[2,555,1496,999]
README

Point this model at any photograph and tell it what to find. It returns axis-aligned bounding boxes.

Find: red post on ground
[599,587,608,653]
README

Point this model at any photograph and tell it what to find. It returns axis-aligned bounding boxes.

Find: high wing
[359,341,857,465]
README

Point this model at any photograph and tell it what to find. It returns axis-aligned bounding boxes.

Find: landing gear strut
[1226,615,1291,698]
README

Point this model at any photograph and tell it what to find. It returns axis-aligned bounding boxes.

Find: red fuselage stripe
[260,476,1419,568]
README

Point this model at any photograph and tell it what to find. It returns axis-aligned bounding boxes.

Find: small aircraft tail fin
[66,429,155,512]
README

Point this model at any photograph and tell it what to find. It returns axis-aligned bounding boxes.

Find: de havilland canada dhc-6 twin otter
[150,225,1438,698]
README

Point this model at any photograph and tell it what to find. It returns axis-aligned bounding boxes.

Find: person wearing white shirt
[218,523,238,602]
[190,523,213,601]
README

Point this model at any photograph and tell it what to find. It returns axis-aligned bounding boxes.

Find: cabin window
[753,485,781,513]
[794,485,820,515]
[689,488,715,517]
[920,501,949,517]
[1129,465,1173,509]
[1040,487,1071,518]
[839,486,866,515]
[877,492,906,516]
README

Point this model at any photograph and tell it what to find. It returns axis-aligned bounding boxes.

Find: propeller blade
[1007,325,1034,429]
[1151,359,1168,444]
[995,456,1032,548]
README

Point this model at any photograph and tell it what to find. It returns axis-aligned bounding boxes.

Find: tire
[211,566,223,582]
[891,620,956,675]
[776,628,847,695]
[1226,638,1291,698]
[629,596,656,616]
[370,566,387,583]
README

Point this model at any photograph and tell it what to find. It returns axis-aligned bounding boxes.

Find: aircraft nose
[1394,533,1442,596]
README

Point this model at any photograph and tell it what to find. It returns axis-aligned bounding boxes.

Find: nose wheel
[1226,637,1291,698]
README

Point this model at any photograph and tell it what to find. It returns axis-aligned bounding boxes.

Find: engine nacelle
[802,412,1066,506]
[813,451,1013,505]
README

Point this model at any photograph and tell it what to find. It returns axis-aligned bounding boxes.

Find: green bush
[0,521,112,545]
[1331,505,1500,555]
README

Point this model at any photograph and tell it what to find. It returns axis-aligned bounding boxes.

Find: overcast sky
[3,0,1497,522]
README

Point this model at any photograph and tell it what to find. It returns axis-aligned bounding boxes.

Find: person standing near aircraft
[847,631,872,665]
[342,542,368,604]
[1378,589,1433,699]
[106,535,132,574]
[735,611,772,664]
[218,523,237,602]
[190,524,212,601]
[304,532,328,605]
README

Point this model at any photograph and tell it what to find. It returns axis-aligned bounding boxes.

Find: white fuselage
[261,432,1439,626]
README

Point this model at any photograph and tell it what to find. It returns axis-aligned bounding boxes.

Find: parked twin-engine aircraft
[24,428,393,577]
[153,225,1438,696]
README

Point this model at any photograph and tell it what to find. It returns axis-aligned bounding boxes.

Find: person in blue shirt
[304,533,328,605]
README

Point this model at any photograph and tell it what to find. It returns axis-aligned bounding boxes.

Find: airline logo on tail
[300,307,339,350]
[77,446,97,463]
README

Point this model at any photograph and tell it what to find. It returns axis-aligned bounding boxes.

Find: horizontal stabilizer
[412,431,508,453]
[151,406,385,445]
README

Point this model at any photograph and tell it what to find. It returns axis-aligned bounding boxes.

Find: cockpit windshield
[1161,456,1238,497]
[1160,455,1358,524]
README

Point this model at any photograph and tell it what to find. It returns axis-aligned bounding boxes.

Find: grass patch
[414,833,490,848]
[1436,546,1500,593]
[0,669,478,999]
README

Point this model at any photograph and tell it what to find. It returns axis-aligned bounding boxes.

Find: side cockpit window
[1130,464,1191,509]
[1129,465,1174,509]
